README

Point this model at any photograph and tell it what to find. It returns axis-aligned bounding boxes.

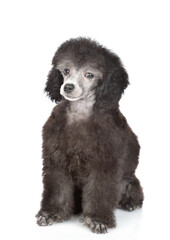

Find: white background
[0,0,170,239]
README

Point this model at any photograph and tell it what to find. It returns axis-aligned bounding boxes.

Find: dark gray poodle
[36,37,144,233]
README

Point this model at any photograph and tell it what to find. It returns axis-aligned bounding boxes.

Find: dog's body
[36,38,144,233]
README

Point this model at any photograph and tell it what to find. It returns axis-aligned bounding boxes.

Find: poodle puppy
[36,37,144,233]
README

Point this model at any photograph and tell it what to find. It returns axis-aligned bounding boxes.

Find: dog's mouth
[63,94,83,101]
[60,83,84,101]
[60,90,83,101]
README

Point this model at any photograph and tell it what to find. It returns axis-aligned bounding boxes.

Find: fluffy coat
[36,38,144,233]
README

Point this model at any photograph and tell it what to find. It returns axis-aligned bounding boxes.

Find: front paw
[36,211,64,226]
[80,216,108,234]
[36,212,53,226]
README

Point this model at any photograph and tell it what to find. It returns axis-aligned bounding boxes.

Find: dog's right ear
[44,66,63,103]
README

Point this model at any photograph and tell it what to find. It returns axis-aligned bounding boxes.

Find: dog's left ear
[95,65,129,109]
[44,66,63,103]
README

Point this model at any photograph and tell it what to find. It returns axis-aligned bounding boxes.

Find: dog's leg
[118,174,144,211]
[36,167,74,226]
[81,172,121,233]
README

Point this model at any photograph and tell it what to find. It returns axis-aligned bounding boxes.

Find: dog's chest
[65,121,93,185]
[67,153,86,184]
[66,98,94,124]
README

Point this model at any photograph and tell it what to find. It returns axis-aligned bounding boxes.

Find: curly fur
[36,37,144,233]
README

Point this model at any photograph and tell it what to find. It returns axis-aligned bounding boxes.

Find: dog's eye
[85,73,94,79]
[63,69,70,76]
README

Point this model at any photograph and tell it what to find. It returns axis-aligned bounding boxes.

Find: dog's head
[45,38,129,108]
[57,61,103,102]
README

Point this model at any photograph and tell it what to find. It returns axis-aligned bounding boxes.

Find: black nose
[64,84,75,93]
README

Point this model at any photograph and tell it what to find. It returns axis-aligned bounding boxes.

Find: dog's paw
[36,212,64,226]
[80,216,108,234]
[118,199,143,212]
[36,212,54,226]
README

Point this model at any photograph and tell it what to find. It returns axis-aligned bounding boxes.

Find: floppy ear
[95,66,129,109]
[44,67,63,103]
